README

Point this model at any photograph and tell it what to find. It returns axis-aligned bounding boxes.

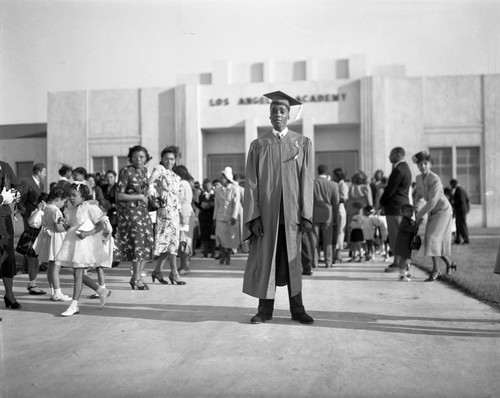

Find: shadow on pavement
[14,300,500,338]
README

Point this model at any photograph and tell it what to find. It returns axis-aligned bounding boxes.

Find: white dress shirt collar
[273,127,288,139]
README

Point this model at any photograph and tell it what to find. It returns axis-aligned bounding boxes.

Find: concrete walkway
[1,253,500,398]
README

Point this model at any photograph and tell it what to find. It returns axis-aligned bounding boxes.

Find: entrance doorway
[315,151,358,178]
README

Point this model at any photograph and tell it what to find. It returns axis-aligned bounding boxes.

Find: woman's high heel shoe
[446,262,457,275]
[129,279,135,290]
[425,270,441,282]
[168,274,186,285]
[4,295,22,309]
[151,270,169,284]
[134,279,150,290]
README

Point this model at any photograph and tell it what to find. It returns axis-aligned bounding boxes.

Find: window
[207,154,245,181]
[16,161,33,182]
[315,151,358,179]
[428,148,453,189]
[93,157,113,175]
[456,147,480,204]
[117,156,128,172]
[429,146,480,204]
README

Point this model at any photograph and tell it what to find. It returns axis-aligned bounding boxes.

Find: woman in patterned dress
[148,146,186,285]
[115,146,154,290]
[413,150,457,281]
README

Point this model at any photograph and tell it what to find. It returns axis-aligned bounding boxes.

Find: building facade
[2,56,499,227]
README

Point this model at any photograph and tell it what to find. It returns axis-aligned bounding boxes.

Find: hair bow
[74,181,87,191]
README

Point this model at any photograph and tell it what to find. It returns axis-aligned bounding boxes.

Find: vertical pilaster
[302,116,315,166]
[359,77,374,173]
[483,75,500,227]
[175,84,203,181]
[244,118,258,159]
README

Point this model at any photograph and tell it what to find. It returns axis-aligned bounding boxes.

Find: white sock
[54,288,62,295]
[99,284,106,289]
[51,287,55,295]
[70,300,78,307]
[29,280,37,287]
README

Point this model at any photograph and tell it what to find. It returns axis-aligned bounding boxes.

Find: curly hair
[160,145,181,161]
[70,183,92,201]
[127,145,152,164]
[47,186,67,202]
[172,165,193,181]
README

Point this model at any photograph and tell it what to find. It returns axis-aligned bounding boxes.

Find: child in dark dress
[394,204,423,282]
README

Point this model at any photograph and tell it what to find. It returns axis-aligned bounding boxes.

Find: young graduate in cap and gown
[242,91,314,324]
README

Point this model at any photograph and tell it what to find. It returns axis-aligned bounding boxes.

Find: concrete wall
[158,88,177,154]
[0,138,47,175]
[199,80,349,128]
[483,74,500,228]
[363,75,493,228]
[47,91,88,184]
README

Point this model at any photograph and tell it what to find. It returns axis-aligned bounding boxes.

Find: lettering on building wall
[208,93,347,106]
[209,98,230,106]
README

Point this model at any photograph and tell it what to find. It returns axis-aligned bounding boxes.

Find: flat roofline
[0,123,47,139]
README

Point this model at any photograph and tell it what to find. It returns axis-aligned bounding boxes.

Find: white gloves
[1,187,15,205]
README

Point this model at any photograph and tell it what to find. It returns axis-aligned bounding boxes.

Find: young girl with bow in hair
[55,182,113,317]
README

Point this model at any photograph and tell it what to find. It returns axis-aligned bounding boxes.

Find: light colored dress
[149,165,182,256]
[415,171,453,257]
[179,179,195,253]
[56,201,112,268]
[214,183,240,249]
[33,204,66,262]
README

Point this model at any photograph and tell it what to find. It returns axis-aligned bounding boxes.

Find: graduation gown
[242,130,313,299]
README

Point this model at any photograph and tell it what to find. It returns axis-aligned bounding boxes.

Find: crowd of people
[0,90,474,325]
[301,146,469,284]
[0,145,247,316]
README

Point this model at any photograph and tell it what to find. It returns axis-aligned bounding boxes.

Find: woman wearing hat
[413,150,457,281]
[213,166,240,265]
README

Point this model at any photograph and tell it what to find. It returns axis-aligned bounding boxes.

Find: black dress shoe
[250,313,273,324]
[302,271,313,276]
[291,312,314,324]
[27,286,46,295]
[384,263,399,273]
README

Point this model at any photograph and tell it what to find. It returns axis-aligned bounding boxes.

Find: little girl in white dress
[33,186,71,301]
[56,183,113,317]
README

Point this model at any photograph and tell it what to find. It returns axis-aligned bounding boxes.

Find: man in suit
[18,163,47,294]
[306,165,340,269]
[450,179,470,244]
[379,147,412,272]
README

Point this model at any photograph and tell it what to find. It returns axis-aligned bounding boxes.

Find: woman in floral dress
[115,146,154,290]
[148,146,186,285]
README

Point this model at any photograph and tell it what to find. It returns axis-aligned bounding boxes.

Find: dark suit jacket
[18,177,44,223]
[453,186,470,215]
[379,161,412,216]
[312,177,340,225]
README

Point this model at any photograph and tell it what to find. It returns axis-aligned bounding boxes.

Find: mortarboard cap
[263,91,302,109]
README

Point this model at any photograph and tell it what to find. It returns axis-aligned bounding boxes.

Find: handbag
[147,195,160,212]
[410,235,422,251]
[177,229,190,256]
[28,209,43,229]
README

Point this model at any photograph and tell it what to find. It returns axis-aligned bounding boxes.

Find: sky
[0,0,499,125]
